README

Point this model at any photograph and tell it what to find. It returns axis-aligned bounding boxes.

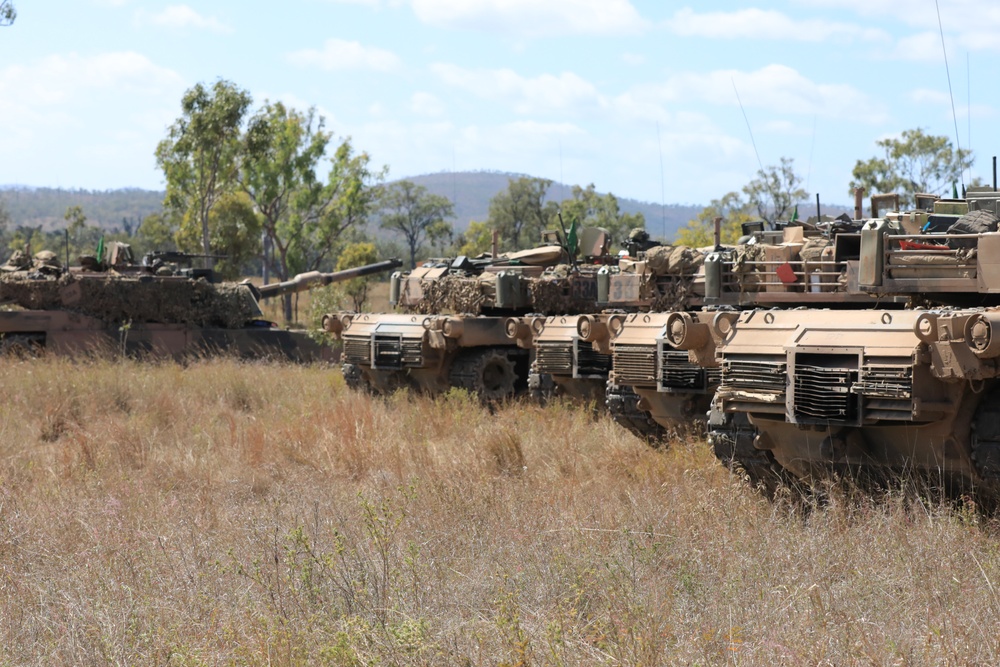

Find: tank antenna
[656,120,666,241]
[968,52,973,185]
[733,78,776,223]
[936,0,965,193]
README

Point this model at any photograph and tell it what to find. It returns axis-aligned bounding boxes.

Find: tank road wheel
[0,334,44,359]
[449,349,518,402]
[605,383,667,446]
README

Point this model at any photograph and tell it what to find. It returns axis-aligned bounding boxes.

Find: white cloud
[797,0,1000,54]
[140,5,232,33]
[665,7,887,42]
[621,52,646,66]
[0,51,184,108]
[287,39,401,72]
[410,0,648,37]
[409,92,445,117]
[430,63,604,115]
[615,65,886,123]
[0,52,186,187]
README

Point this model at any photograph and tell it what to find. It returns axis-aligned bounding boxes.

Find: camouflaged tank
[670,190,1000,500]
[596,191,986,449]
[328,227,618,401]
[0,243,399,362]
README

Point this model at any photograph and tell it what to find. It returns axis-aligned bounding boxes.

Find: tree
[241,102,383,320]
[1,1,15,26]
[488,177,555,251]
[379,180,454,269]
[336,242,378,311]
[849,128,973,209]
[743,157,807,226]
[558,184,644,250]
[675,191,755,247]
[175,192,261,280]
[455,220,493,257]
[155,79,252,259]
[136,212,179,253]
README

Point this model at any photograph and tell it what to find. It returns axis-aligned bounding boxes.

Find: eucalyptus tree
[155,79,252,259]
[559,184,644,250]
[239,101,383,320]
[850,128,973,209]
[379,180,454,269]
[487,176,555,251]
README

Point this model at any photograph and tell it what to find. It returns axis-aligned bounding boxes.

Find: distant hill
[0,186,163,234]
[405,171,701,240]
[0,173,704,241]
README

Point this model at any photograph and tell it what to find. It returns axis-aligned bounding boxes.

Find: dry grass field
[2,357,1000,665]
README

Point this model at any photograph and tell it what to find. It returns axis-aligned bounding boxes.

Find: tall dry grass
[0,357,999,665]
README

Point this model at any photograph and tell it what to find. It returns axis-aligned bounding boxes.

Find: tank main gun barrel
[256,258,403,300]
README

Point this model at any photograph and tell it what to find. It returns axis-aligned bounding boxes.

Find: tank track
[605,383,667,445]
[341,362,371,393]
[527,371,555,404]
[971,389,1000,489]
[707,405,792,498]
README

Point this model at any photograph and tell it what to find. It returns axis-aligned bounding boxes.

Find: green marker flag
[953,181,959,199]
[791,205,799,223]
[566,219,579,256]
[95,236,105,265]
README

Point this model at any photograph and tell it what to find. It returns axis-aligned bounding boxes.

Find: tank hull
[714,307,1000,498]
[333,312,528,399]
[0,310,329,362]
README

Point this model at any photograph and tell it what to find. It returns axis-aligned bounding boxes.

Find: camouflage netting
[731,243,766,292]
[645,245,704,277]
[528,275,593,315]
[0,272,262,328]
[646,276,696,311]
[410,275,493,315]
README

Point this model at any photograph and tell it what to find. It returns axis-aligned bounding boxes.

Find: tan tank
[325,311,527,400]
[699,306,1000,501]
[331,227,615,401]
[506,313,612,403]
[0,247,400,362]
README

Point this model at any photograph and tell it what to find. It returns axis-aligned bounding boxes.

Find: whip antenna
[656,120,666,240]
[936,0,965,192]
[733,78,776,221]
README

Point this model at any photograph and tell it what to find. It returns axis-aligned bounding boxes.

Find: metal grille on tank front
[853,365,913,421]
[576,342,612,377]
[399,340,423,367]
[613,344,657,386]
[660,350,707,390]
[343,338,371,364]
[372,333,403,369]
[720,358,787,414]
[793,365,856,421]
[534,342,573,375]
[721,359,786,393]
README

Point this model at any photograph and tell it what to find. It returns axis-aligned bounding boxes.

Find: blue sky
[1,0,996,209]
